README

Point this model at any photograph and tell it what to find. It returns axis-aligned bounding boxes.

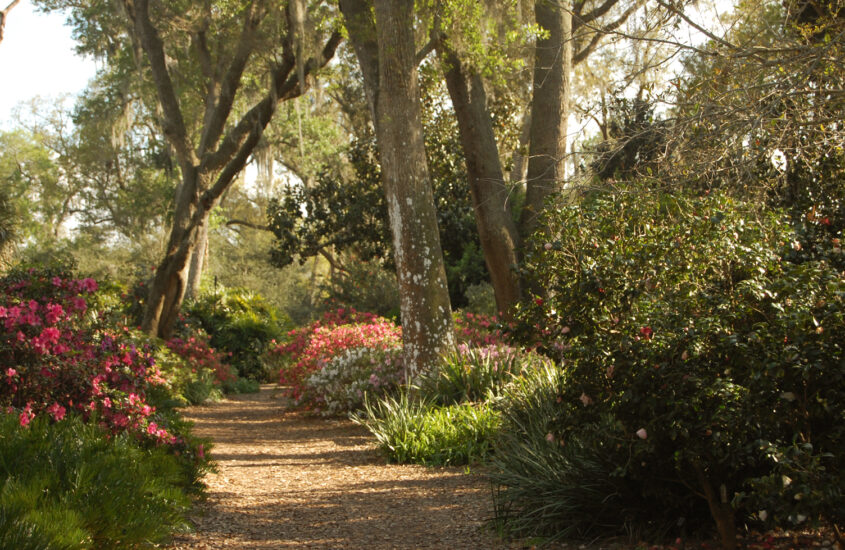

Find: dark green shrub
[491,360,681,543]
[353,393,501,466]
[187,287,289,380]
[0,414,191,549]
[506,187,845,546]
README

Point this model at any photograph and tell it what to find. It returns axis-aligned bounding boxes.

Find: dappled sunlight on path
[168,385,513,549]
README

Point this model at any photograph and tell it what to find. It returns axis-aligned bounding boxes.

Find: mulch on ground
[168,385,841,550]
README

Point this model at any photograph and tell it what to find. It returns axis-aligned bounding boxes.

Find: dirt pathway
[168,385,515,549]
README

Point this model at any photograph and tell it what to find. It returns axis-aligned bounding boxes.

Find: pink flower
[197,444,205,459]
[545,432,555,443]
[636,428,648,440]
[147,422,158,435]
[70,296,87,312]
[47,402,66,421]
[5,368,16,378]
[80,278,98,292]
[51,276,63,287]
[19,404,34,427]
[579,392,593,406]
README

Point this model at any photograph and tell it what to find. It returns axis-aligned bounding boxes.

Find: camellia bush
[497,187,844,548]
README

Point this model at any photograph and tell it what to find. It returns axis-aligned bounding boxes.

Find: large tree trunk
[342,0,455,377]
[439,47,522,318]
[142,168,207,338]
[518,0,572,241]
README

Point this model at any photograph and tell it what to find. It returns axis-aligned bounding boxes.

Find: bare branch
[203,30,343,209]
[574,0,641,65]
[0,0,22,45]
[198,0,268,158]
[575,0,620,29]
[123,0,196,169]
[225,218,272,232]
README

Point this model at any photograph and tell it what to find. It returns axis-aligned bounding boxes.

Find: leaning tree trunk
[342,0,455,377]
[439,47,522,318]
[518,0,572,241]
[142,168,207,338]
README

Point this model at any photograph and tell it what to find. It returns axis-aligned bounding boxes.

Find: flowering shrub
[300,346,405,416]
[161,331,235,404]
[265,308,380,387]
[453,311,510,347]
[502,188,845,545]
[272,313,402,409]
[0,267,184,447]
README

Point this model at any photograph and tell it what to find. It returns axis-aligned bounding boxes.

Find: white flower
[758,510,768,521]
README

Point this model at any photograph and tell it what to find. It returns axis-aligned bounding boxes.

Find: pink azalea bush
[453,311,511,347]
[268,309,401,408]
[163,331,236,393]
[301,346,405,416]
[0,268,176,446]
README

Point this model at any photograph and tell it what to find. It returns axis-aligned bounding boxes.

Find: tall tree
[40,0,342,338]
[340,0,455,375]
[432,0,645,313]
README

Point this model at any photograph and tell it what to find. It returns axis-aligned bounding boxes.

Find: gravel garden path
[168,385,517,549]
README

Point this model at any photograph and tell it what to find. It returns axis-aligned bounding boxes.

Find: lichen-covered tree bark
[341,0,455,376]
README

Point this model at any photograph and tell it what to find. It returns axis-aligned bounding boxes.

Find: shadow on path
[168,385,513,549]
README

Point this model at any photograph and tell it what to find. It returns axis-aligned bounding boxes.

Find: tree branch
[653,0,737,52]
[198,0,267,158]
[203,30,343,209]
[0,0,21,45]
[124,0,196,170]
[574,0,642,65]
[575,0,620,29]
[225,218,272,232]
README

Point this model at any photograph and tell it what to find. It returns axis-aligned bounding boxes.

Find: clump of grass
[352,392,501,466]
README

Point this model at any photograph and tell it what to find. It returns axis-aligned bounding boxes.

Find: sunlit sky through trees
[0,0,97,128]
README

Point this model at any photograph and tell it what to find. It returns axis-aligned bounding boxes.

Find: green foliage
[418,345,546,406]
[353,393,501,466]
[508,186,845,539]
[187,287,289,381]
[221,376,261,395]
[0,414,191,549]
[318,259,400,319]
[268,72,492,309]
[491,361,659,543]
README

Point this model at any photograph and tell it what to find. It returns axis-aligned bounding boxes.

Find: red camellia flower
[640,326,653,340]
